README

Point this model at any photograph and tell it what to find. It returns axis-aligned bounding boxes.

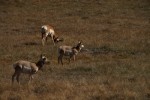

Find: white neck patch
[81,45,84,48]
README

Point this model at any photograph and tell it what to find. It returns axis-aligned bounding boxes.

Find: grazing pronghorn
[58,41,84,65]
[12,55,48,85]
[41,25,63,46]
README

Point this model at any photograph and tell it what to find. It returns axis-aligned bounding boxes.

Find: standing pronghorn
[58,41,84,65]
[12,55,48,85]
[41,25,63,46]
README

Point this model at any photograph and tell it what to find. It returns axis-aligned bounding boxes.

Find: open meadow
[0,0,149,100]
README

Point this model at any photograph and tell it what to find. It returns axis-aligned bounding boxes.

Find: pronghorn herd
[12,25,84,85]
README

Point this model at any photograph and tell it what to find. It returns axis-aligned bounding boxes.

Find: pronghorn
[58,41,84,65]
[41,25,63,46]
[12,55,48,85]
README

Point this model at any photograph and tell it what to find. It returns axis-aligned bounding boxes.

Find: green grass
[0,0,149,100]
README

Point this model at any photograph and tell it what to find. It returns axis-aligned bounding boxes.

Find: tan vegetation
[0,0,149,100]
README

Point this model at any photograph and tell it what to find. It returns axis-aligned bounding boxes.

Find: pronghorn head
[36,54,48,70]
[54,36,64,43]
[40,54,48,63]
[78,41,84,48]
[74,41,84,52]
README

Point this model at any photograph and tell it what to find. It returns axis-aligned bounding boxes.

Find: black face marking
[54,37,59,43]
[43,57,46,62]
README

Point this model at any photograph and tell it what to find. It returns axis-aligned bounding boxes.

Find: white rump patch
[34,67,38,73]
[49,29,54,35]
[46,29,54,37]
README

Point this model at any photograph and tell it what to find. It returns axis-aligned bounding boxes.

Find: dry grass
[0,0,149,100]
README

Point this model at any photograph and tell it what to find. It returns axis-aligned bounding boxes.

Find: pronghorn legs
[42,36,48,46]
[12,72,17,85]
[12,71,21,85]
[16,73,21,85]
[58,55,63,65]
[68,55,73,64]
[58,56,60,64]
[28,74,34,84]
[42,37,45,46]
[51,35,55,45]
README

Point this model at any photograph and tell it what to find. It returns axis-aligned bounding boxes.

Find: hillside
[0,0,150,100]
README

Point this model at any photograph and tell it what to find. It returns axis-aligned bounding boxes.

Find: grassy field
[0,0,149,100]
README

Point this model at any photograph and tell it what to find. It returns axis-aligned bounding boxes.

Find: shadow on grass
[23,42,39,46]
[34,84,50,94]
[82,46,142,59]
[90,46,137,55]
[67,67,93,73]
[62,66,99,77]
[13,42,39,48]
[7,95,22,100]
